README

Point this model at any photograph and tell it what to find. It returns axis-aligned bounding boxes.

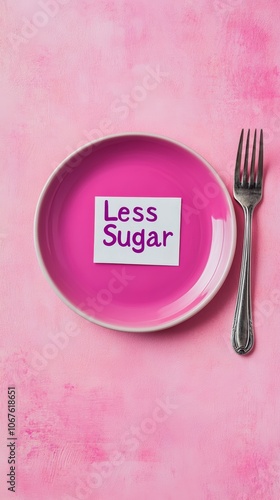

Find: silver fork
[232,129,264,355]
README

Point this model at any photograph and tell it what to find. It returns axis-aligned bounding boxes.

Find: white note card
[93,197,182,266]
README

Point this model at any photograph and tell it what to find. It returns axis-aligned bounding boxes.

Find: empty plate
[34,133,236,332]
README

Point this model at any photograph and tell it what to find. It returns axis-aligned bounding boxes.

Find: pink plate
[34,133,236,332]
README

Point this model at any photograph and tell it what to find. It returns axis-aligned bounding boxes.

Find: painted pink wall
[1,1,280,499]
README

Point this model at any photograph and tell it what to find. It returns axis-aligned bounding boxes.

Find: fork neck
[243,205,254,218]
[242,205,254,238]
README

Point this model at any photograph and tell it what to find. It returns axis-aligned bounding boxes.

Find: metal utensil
[232,129,264,355]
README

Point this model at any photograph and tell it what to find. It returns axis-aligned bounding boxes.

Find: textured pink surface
[35,134,235,331]
[1,1,280,499]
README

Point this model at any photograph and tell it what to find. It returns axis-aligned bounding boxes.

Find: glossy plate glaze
[34,134,236,332]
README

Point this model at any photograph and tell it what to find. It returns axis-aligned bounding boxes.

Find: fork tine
[235,129,244,186]
[249,130,257,186]
[242,130,250,185]
[256,129,263,188]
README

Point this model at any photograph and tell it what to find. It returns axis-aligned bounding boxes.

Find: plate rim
[34,132,237,332]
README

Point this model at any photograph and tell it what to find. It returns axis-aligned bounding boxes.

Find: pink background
[1,1,280,499]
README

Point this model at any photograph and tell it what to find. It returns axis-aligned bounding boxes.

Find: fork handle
[232,205,254,355]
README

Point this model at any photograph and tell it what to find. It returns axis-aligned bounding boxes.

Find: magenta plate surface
[34,134,236,332]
